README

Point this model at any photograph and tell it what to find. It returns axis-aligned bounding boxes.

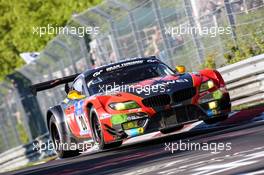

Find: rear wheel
[90,107,122,150]
[160,124,184,134]
[49,115,80,158]
[203,114,228,124]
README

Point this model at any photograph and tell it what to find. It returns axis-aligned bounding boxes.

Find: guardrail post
[0,106,10,150]
[4,99,20,146]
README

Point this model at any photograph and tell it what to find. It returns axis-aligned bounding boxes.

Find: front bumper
[104,90,231,139]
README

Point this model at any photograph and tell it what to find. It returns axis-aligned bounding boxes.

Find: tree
[0,0,101,80]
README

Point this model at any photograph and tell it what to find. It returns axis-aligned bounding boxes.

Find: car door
[65,77,91,138]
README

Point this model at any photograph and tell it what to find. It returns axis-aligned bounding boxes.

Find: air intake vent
[142,94,170,107]
[172,87,196,103]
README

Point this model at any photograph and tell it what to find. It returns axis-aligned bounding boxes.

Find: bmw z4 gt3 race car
[31,56,231,158]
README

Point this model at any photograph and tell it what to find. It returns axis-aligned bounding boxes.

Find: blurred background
[0,0,263,154]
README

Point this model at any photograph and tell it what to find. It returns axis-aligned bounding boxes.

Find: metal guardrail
[0,133,54,173]
[218,54,264,107]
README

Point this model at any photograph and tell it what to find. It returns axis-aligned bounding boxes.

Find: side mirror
[67,90,85,100]
[175,65,186,74]
[65,83,70,94]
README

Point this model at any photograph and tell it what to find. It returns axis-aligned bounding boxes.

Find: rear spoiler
[30,73,80,95]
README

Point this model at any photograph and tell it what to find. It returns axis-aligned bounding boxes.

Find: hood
[98,73,194,98]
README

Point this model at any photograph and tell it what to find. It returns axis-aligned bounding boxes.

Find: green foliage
[224,31,264,64]
[203,31,264,67]
[198,5,264,68]
[222,6,264,65]
[202,53,216,69]
[0,0,101,80]
[16,123,29,144]
[202,6,264,67]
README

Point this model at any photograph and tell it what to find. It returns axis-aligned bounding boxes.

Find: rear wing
[30,73,80,95]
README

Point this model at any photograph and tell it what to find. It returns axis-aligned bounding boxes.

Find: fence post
[95,37,108,64]
[183,0,204,64]
[13,87,33,142]
[152,0,174,66]
[79,37,93,69]
[90,7,123,60]
[53,39,78,74]
[224,0,237,45]
[108,0,145,57]
[110,21,123,59]
[110,0,145,57]
[128,12,145,57]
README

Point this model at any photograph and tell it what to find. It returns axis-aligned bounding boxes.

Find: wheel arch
[86,102,93,111]
[46,106,64,129]
[199,69,226,87]
[46,105,71,143]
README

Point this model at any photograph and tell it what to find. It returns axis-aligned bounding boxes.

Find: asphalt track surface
[5,107,264,175]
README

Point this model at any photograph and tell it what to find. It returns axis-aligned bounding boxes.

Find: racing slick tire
[49,115,80,158]
[160,124,184,134]
[90,107,122,150]
[203,114,228,124]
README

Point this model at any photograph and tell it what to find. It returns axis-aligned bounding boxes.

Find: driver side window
[72,78,84,95]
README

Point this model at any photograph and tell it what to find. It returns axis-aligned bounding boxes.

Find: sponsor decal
[106,60,144,72]
[128,108,142,113]
[63,98,69,104]
[125,127,144,137]
[93,69,103,77]
[74,101,84,115]
[93,60,148,77]
[66,113,75,122]
[127,115,144,121]
[100,114,112,119]
[147,59,159,63]
[75,114,90,135]
[111,114,128,125]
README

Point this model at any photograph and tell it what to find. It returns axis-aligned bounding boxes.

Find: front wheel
[49,115,80,158]
[203,114,228,124]
[90,107,122,150]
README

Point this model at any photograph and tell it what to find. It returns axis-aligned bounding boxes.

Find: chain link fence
[0,0,263,153]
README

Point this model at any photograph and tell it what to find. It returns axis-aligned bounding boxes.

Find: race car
[31,56,231,158]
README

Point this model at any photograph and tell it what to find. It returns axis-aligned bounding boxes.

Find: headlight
[200,80,214,92]
[109,101,140,110]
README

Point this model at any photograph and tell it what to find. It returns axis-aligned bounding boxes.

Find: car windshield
[87,63,174,95]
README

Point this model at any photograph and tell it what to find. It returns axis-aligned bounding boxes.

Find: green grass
[232,101,264,111]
